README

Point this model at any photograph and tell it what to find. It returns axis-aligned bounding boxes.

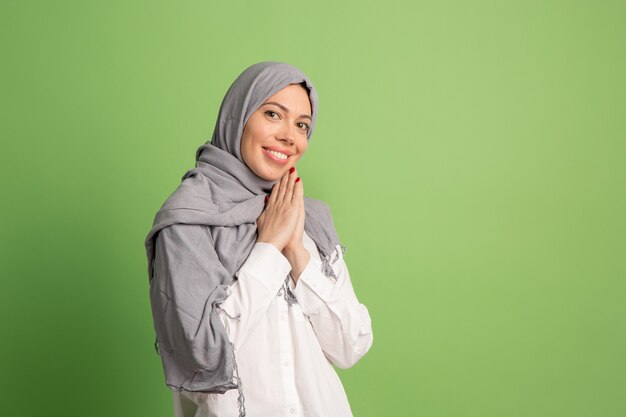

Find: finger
[292,176,304,205]
[299,201,306,229]
[285,167,298,202]
[275,169,291,203]
[268,181,280,205]
[297,191,305,222]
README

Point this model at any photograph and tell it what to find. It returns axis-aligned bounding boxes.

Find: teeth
[265,148,288,160]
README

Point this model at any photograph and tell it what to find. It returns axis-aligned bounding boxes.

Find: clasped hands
[256,166,310,282]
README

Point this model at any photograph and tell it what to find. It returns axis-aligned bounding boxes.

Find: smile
[262,147,290,163]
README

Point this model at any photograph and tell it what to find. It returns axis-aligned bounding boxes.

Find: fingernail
[264,196,269,203]
[295,177,300,183]
[289,167,295,174]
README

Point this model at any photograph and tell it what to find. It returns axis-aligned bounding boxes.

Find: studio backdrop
[1,1,625,416]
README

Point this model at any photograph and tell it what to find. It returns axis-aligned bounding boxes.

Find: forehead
[264,84,312,115]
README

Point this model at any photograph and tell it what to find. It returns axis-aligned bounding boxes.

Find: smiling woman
[241,84,311,179]
[144,62,373,417]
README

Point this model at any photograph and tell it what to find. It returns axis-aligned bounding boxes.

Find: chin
[255,165,285,182]
[268,168,288,181]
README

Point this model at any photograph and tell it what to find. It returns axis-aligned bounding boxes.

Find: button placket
[276,294,299,416]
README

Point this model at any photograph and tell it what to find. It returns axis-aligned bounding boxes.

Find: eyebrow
[261,101,312,120]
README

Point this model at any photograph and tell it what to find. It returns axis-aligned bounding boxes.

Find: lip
[262,147,291,165]
[262,146,294,156]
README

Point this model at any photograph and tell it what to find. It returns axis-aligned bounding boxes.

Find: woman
[144,61,373,417]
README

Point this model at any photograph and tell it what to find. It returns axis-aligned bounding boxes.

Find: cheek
[248,124,275,146]
[299,139,309,154]
[242,127,262,152]
[240,133,252,158]
[240,131,262,165]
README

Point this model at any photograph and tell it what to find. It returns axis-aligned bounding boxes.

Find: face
[241,84,312,181]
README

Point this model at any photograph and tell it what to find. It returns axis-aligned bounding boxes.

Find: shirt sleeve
[216,242,292,353]
[287,234,374,369]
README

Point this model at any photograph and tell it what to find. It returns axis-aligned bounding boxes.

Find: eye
[264,110,280,119]
[297,122,310,131]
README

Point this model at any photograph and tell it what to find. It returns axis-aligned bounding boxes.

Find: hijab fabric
[144,62,343,416]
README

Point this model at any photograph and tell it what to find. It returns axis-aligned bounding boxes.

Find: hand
[256,167,302,252]
[282,174,306,256]
[282,193,311,283]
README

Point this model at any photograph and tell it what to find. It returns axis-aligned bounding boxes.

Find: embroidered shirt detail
[281,275,298,306]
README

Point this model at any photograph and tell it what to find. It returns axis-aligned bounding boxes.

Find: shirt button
[283,361,288,367]
[289,408,296,414]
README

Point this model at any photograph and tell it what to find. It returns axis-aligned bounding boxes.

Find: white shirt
[172,230,374,417]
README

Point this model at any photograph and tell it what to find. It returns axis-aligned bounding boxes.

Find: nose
[277,122,296,145]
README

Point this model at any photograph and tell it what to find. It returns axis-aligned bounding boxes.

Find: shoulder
[304,196,338,232]
[303,196,343,254]
[304,196,334,218]
[156,223,212,247]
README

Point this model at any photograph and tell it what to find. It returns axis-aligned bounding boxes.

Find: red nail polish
[295,177,300,183]
[264,196,269,203]
[289,167,295,174]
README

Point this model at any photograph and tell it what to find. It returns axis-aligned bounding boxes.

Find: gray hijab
[144,62,343,414]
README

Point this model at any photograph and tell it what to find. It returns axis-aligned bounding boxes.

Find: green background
[1,1,624,416]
